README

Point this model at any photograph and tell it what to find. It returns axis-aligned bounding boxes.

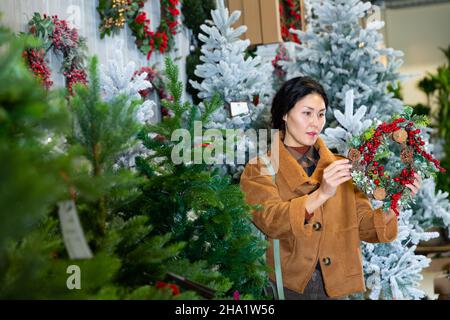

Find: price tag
[230,102,249,117]
[58,200,93,259]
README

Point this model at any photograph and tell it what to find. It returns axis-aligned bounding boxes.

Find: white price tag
[58,200,93,259]
[230,102,249,117]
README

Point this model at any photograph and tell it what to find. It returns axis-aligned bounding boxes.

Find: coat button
[313,222,322,231]
[322,257,331,266]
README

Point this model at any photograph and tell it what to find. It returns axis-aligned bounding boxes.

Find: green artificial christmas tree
[65,55,228,299]
[123,57,269,299]
[0,23,222,299]
[0,24,127,299]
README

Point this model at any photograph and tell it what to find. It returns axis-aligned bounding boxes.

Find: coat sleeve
[354,185,398,243]
[239,159,321,239]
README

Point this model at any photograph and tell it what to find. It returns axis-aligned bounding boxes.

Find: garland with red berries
[97,0,180,59]
[23,13,87,94]
[279,0,303,43]
[347,106,445,216]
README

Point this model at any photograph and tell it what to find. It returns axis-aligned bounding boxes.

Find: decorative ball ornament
[347,106,445,216]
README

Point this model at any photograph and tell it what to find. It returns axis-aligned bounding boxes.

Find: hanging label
[230,102,249,117]
[58,200,93,259]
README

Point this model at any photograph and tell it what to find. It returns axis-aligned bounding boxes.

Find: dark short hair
[271,76,328,131]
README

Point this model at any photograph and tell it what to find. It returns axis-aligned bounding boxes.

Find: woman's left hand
[405,173,422,197]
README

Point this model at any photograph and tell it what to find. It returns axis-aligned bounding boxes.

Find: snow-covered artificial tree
[410,178,450,235]
[358,208,439,300]
[281,0,404,126]
[189,0,275,177]
[190,0,274,129]
[100,49,156,169]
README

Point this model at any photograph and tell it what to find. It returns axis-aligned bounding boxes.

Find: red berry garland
[97,0,180,60]
[348,107,445,216]
[279,0,303,43]
[22,48,53,89]
[24,13,87,94]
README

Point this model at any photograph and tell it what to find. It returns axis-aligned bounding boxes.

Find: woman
[240,77,422,300]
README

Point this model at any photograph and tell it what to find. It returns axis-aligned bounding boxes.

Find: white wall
[0,0,193,123]
[384,2,450,107]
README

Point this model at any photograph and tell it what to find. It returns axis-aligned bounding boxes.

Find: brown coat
[240,133,398,298]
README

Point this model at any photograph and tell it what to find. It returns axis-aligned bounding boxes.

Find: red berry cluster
[393,167,415,185]
[370,161,386,186]
[130,0,180,60]
[155,280,180,296]
[23,48,53,89]
[279,0,302,43]
[65,66,87,94]
[48,14,79,50]
[358,117,401,165]
[272,44,289,79]
[405,121,445,172]
[390,192,402,216]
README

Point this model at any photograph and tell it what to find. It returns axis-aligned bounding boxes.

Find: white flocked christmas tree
[280,0,404,126]
[190,0,274,131]
[100,49,156,169]
[281,0,450,299]
[189,0,275,177]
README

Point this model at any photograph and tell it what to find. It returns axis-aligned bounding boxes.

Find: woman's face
[282,93,326,147]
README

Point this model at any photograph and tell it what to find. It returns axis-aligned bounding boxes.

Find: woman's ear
[282,114,287,122]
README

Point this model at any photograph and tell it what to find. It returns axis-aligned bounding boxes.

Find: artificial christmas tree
[1,23,223,298]
[99,49,156,169]
[280,0,404,125]
[190,0,274,131]
[0,25,178,299]
[123,58,269,298]
[68,56,227,298]
[189,0,275,178]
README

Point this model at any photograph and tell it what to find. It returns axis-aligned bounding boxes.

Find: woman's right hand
[318,159,353,200]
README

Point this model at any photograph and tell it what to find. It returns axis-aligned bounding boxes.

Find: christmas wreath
[97,0,180,59]
[23,13,87,94]
[347,106,445,215]
[279,0,303,43]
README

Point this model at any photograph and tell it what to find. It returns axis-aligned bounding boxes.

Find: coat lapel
[271,131,337,194]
